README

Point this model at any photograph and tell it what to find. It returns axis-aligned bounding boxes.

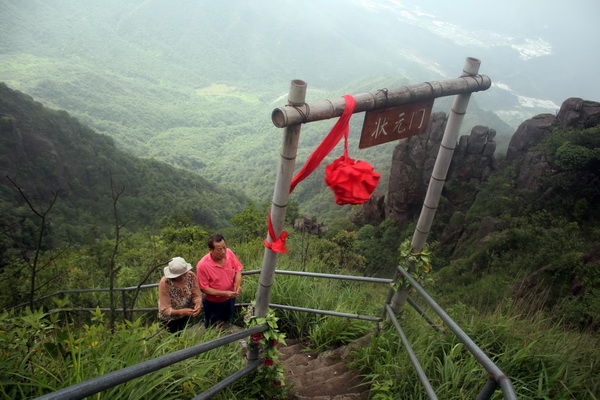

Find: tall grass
[3,235,599,399]
[256,260,387,348]
[351,301,600,399]
[0,308,247,399]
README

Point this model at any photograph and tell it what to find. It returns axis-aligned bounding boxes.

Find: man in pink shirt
[196,234,243,328]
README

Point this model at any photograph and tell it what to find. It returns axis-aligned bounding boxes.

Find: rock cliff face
[509,98,600,191]
[356,97,600,227]
[383,111,446,225]
[557,97,600,128]
[360,111,498,225]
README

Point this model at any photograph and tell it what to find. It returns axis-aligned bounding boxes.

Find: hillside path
[279,336,372,400]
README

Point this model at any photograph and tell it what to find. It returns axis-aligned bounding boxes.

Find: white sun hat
[164,257,192,279]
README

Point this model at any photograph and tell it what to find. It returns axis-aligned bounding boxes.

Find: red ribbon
[289,95,357,193]
[264,210,288,253]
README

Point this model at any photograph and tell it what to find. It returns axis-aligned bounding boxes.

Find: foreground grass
[2,235,599,399]
[352,301,600,399]
[0,307,246,400]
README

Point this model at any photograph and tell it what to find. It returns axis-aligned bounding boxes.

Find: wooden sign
[359,99,434,149]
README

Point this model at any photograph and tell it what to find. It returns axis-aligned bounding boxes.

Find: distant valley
[1,0,596,216]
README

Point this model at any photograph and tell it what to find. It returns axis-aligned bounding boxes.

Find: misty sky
[364,0,600,102]
[1,0,598,115]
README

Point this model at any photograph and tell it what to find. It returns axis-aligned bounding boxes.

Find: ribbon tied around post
[265,211,289,253]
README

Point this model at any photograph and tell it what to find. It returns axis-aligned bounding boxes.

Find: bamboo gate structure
[253,56,490,321]
[29,57,520,400]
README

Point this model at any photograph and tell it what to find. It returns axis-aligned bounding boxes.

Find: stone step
[302,370,366,397]
[280,338,370,400]
[294,394,368,400]
[279,343,306,360]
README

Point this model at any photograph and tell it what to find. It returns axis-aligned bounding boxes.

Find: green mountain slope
[0,0,514,219]
[0,83,247,244]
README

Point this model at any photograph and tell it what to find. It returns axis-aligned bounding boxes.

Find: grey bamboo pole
[271,73,490,128]
[389,57,484,314]
[254,79,307,319]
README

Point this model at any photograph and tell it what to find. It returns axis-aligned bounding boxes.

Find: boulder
[349,189,386,226]
[515,151,550,190]
[293,215,327,236]
[505,114,555,162]
[557,97,600,128]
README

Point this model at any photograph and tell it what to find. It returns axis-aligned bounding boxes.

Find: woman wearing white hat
[158,257,202,333]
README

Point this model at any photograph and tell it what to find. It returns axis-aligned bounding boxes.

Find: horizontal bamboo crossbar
[271,74,491,128]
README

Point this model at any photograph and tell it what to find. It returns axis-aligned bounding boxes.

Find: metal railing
[8,284,159,311]
[21,267,517,399]
[34,324,268,400]
[394,265,518,400]
[11,269,390,320]
[262,268,518,399]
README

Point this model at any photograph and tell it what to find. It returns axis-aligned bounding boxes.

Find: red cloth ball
[324,155,380,205]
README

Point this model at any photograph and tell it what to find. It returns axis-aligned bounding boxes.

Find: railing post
[476,378,499,400]
[389,57,483,315]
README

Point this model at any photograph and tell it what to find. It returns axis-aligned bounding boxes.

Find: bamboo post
[389,57,483,314]
[253,80,307,319]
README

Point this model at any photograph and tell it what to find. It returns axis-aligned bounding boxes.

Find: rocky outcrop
[507,98,600,190]
[358,97,600,228]
[349,189,385,226]
[505,114,555,162]
[506,98,600,165]
[384,113,498,225]
[445,125,498,207]
[385,112,446,224]
[451,125,498,183]
[514,151,551,190]
[556,97,600,128]
[294,216,328,236]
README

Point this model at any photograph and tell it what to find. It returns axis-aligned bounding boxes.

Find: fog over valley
[1,4,600,399]
[1,0,599,206]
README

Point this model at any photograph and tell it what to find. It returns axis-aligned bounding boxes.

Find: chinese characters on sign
[359,99,434,149]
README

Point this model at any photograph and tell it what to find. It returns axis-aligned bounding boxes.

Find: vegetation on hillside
[1,231,599,399]
[0,73,599,399]
[0,1,515,218]
[1,2,599,397]
[0,83,249,308]
[1,109,599,398]
[427,117,600,330]
[2,111,599,395]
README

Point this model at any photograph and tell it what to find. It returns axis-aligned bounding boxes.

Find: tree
[355,219,403,277]
[107,174,129,331]
[230,201,268,241]
[6,175,63,308]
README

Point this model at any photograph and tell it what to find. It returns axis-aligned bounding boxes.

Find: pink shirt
[196,248,243,303]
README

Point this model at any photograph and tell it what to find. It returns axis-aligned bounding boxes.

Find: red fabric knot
[325,155,380,205]
[264,210,288,253]
[324,97,380,205]
[264,231,288,253]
